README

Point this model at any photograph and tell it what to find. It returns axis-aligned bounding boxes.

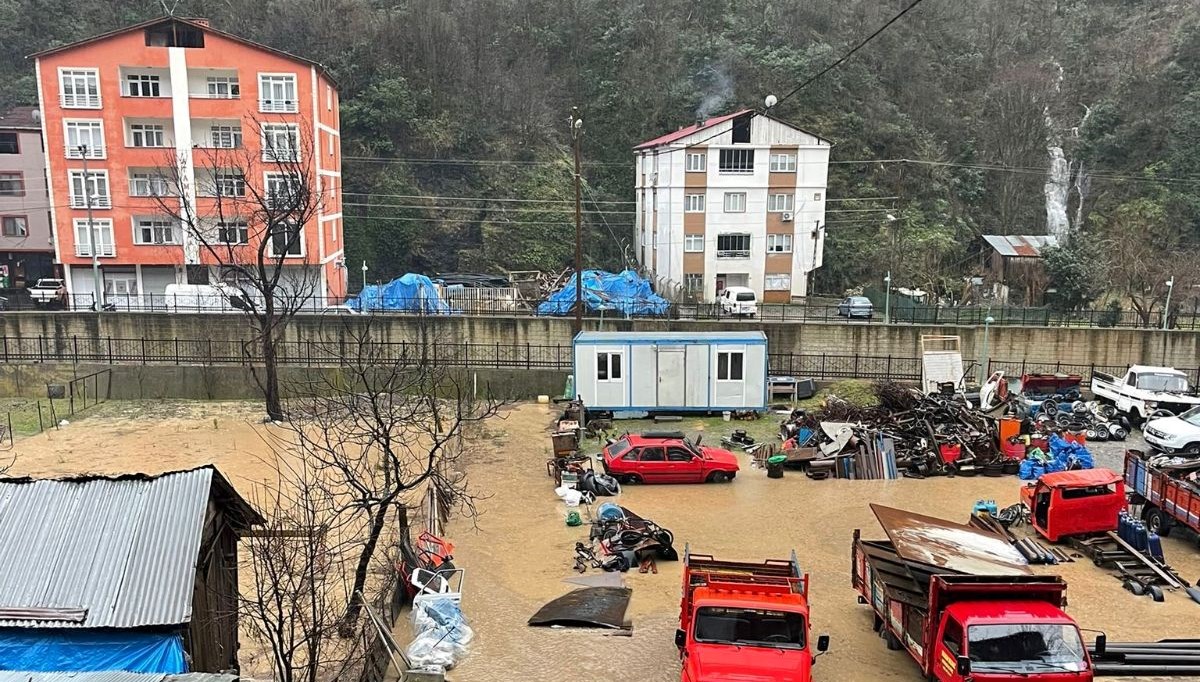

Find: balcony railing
[715,249,750,259]
[74,243,116,257]
[259,99,299,113]
[60,94,101,108]
[69,195,112,209]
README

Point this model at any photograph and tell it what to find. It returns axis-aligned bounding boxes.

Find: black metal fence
[988,358,1200,388]
[1,369,112,447]
[6,293,1200,330]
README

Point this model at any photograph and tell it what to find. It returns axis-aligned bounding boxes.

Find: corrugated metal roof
[0,467,237,628]
[982,234,1058,258]
[634,110,749,150]
[575,331,767,342]
[0,106,40,130]
[0,673,237,682]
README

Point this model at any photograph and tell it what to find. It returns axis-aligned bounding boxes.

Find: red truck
[675,547,829,682]
[1126,448,1200,538]
[853,505,1097,681]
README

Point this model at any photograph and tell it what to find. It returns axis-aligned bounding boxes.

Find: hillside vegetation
[3,0,1199,299]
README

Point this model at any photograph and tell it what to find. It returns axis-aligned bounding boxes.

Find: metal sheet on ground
[870,504,1029,576]
[527,587,633,629]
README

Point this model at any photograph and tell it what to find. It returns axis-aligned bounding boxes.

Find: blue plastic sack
[1019,459,1037,480]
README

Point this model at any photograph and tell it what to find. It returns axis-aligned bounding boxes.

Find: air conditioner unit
[781,212,794,222]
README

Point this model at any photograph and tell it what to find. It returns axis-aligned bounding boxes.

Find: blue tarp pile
[1019,435,1095,480]
[0,630,186,673]
[536,270,669,317]
[347,273,451,313]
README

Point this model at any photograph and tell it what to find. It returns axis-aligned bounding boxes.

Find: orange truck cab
[676,547,829,682]
[1021,469,1125,542]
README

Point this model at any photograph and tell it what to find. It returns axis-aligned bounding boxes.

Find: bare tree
[282,317,508,631]
[239,453,375,682]
[1099,200,1200,326]
[154,116,325,421]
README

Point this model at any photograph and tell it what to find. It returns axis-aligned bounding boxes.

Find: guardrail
[4,292,1199,329]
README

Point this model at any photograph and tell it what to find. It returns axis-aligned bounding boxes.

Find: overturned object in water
[528,587,632,630]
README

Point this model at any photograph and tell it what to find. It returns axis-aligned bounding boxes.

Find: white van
[718,286,758,317]
[162,283,250,312]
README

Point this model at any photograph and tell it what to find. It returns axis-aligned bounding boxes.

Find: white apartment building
[634,110,831,303]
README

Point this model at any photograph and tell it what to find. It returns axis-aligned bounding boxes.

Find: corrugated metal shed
[982,234,1058,258]
[0,673,236,682]
[0,467,255,629]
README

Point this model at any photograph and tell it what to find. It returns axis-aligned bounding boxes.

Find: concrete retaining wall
[1,312,1197,369]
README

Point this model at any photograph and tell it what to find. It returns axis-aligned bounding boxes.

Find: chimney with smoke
[695,60,734,123]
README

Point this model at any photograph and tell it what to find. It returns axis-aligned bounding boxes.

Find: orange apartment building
[33,16,345,308]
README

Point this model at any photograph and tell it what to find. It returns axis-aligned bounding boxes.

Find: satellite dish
[764,94,778,109]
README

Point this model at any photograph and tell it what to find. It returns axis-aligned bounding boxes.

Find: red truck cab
[1021,469,1125,542]
[676,548,828,682]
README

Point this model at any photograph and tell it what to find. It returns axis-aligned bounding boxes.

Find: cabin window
[1060,484,1117,500]
[942,617,964,655]
[596,351,623,381]
[717,351,744,381]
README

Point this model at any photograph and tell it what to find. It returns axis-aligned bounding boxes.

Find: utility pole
[571,108,584,335]
[79,144,103,312]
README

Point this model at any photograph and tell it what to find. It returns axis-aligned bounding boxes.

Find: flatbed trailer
[1126,449,1200,540]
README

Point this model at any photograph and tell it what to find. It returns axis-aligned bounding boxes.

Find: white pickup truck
[1091,365,1200,424]
[27,278,67,308]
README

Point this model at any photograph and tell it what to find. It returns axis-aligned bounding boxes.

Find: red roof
[634,110,751,150]
[1038,468,1122,489]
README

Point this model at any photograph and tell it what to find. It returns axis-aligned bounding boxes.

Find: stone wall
[1,312,1198,370]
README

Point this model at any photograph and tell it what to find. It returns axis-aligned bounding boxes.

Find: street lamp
[883,272,892,324]
[980,315,995,385]
[361,260,368,293]
[1163,277,1175,331]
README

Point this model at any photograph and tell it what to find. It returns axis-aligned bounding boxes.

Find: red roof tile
[634,110,751,150]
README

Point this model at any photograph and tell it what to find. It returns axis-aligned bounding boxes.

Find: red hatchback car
[602,433,739,484]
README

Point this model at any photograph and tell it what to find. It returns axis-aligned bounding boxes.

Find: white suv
[1144,406,1200,455]
[718,286,758,317]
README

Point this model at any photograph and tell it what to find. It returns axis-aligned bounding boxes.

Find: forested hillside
[3,0,1199,298]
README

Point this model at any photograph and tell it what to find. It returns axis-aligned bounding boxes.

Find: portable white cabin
[573,331,768,415]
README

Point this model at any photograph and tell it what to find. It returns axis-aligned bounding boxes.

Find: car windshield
[694,607,806,649]
[968,623,1087,672]
[736,293,755,302]
[1179,406,1200,427]
[607,438,633,458]
[35,280,63,287]
[851,297,871,304]
[1137,373,1189,393]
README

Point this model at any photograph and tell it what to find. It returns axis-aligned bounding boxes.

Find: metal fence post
[107,336,113,364]
[38,336,44,363]
[526,343,531,370]
[2,337,6,364]
[174,338,180,365]
[886,355,892,381]
[72,335,78,362]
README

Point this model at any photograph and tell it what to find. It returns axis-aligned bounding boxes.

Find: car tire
[621,474,642,485]
[706,471,730,483]
[1144,506,1172,537]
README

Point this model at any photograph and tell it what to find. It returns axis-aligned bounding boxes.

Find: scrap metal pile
[780,382,1002,479]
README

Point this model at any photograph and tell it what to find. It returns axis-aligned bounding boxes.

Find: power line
[341,191,635,205]
[343,155,628,168]
[345,214,632,227]
[343,201,635,215]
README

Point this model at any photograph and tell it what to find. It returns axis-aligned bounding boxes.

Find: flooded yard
[449,404,1200,682]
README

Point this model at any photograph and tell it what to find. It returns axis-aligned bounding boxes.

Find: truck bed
[685,550,806,594]
[1126,450,1200,533]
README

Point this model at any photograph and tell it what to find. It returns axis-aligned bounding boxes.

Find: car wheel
[1185,443,1200,456]
[706,471,729,483]
[621,474,642,485]
[1144,506,1172,537]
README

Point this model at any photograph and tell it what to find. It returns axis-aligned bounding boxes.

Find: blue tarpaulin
[0,630,186,673]
[347,274,451,313]
[536,270,669,317]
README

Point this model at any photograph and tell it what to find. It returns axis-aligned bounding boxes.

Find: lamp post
[1163,277,1175,331]
[79,144,103,312]
[980,315,995,385]
[361,260,368,293]
[884,271,892,324]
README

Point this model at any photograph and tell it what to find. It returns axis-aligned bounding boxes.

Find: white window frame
[718,148,754,174]
[767,193,794,212]
[72,218,115,257]
[684,273,703,293]
[723,192,746,213]
[68,169,110,208]
[1,216,28,237]
[124,73,161,98]
[268,220,305,258]
[685,152,707,172]
[104,276,138,297]
[209,124,243,149]
[684,234,704,253]
[264,172,303,210]
[64,120,105,158]
[596,351,624,382]
[59,68,101,109]
[128,123,167,148]
[132,217,179,245]
[715,233,751,259]
[684,194,705,213]
[212,171,247,198]
[262,124,300,162]
[258,73,298,113]
[766,233,793,253]
[765,274,792,291]
[216,220,250,245]
[205,76,240,99]
[129,171,170,197]
[716,350,745,382]
[769,153,798,172]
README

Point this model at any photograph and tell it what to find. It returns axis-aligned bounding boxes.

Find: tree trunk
[341,502,389,635]
[262,329,285,422]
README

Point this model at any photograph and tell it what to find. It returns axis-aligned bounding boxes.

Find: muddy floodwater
[449,405,1200,682]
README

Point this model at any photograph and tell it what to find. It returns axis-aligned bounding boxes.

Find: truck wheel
[1144,506,1172,537]
[706,471,730,483]
[883,629,902,651]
